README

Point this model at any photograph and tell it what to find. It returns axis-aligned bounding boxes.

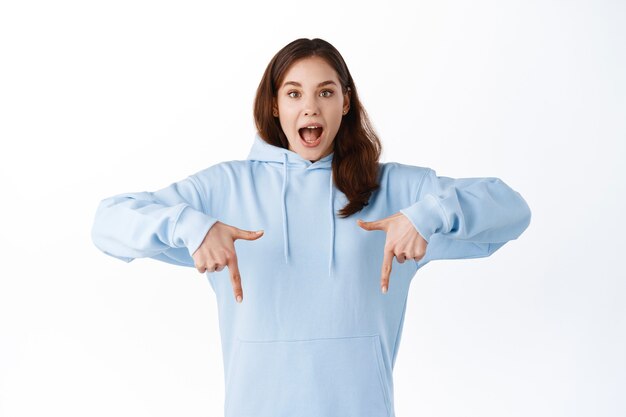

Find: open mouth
[298,126,323,145]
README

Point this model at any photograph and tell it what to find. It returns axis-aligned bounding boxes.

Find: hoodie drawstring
[282,153,290,264]
[328,170,335,278]
[280,152,335,278]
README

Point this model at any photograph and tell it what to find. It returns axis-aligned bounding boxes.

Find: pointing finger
[227,254,243,303]
[381,247,394,294]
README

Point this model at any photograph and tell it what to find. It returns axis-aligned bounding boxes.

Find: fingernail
[236,295,242,303]
[382,286,387,294]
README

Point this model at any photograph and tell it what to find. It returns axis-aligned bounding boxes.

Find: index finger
[380,248,393,294]
[228,254,244,303]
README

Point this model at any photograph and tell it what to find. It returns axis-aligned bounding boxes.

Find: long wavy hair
[253,38,382,218]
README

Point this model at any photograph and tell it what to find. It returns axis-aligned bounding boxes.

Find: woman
[91,38,531,417]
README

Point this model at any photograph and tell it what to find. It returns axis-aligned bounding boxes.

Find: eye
[320,89,334,98]
[287,91,300,98]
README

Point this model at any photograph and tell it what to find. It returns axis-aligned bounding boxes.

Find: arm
[399,168,531,266]
[90,173,218,268]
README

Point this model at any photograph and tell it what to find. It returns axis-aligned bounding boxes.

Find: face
[273,56,350,162]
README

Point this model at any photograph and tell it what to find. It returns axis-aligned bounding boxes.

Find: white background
[1,0,624,416]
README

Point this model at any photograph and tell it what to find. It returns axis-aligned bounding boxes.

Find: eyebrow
[281,80,338,89]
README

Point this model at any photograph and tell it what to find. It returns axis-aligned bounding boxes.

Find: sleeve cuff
[399,194,447,243]
[172,206,219,257]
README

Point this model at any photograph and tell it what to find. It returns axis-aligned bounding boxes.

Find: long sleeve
[399,168,531,266]
[90,173,219,268]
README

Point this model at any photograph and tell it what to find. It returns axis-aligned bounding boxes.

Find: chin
[306,146,330,159]
[300,150,321,161]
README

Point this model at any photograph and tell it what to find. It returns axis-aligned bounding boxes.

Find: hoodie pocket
[225,334,391,417]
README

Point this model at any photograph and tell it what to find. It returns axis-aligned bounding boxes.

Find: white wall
[1,0,624,416]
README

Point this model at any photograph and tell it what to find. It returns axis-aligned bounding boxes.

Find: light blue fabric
[91,132,531,417]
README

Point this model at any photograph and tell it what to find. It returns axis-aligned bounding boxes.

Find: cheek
[328,110,344,129]
[278,105,298,123]
[327,100,344,119]
[277,107,294,125]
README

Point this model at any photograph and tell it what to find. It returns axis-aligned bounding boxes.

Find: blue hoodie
[91,132,531,417]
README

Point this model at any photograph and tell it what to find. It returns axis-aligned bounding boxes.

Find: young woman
[91,38,531,417]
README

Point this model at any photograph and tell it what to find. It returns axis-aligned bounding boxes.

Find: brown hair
[253,38,382,218]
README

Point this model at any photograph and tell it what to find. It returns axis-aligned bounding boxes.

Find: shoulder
[376,162,433,198]
[378,161,432,181]
[191,159,250,179]
[186,160,252,194]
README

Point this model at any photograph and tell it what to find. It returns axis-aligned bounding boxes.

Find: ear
[343,87,351,113]
[272,98,279,117]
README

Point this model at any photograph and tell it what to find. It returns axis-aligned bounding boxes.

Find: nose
[303,95,320,116]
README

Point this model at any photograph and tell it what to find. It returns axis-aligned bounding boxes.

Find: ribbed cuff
[172,206,219,257]
[399,194,446,243]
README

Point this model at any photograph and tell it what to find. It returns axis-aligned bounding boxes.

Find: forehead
[280,56,340,87]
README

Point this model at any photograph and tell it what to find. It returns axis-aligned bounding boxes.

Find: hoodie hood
[246,132,337,278]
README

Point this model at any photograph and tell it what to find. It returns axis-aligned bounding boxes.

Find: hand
[357,212,428,294]
[192,221,264,303]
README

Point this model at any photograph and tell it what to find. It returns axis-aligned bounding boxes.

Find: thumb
[233,228,264,241]
[357,218,386,232]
